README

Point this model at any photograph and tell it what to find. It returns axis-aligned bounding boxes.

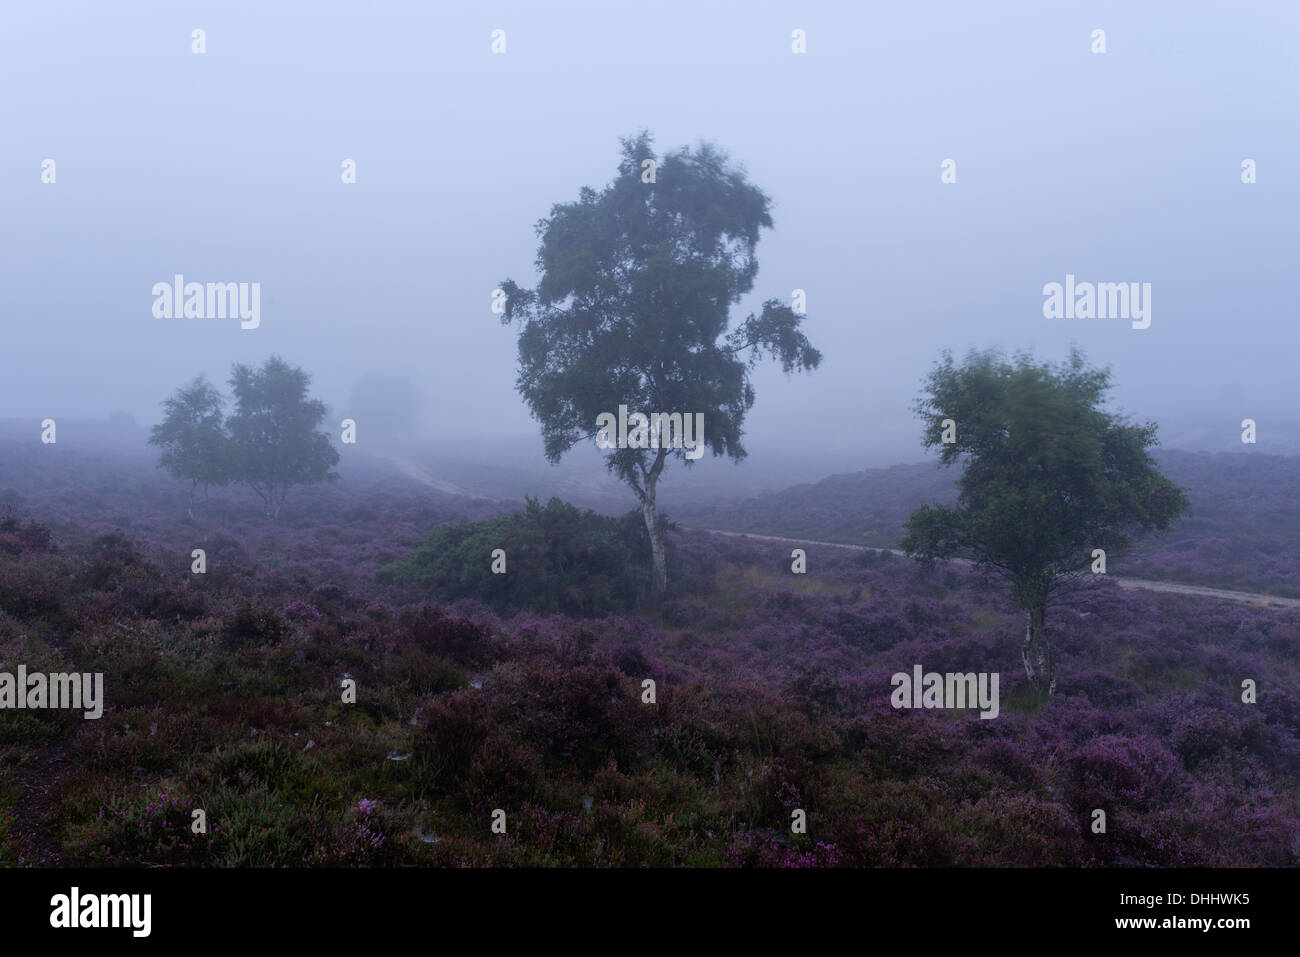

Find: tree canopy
[498,131,821,592]
[150,356,339,518]
[901,347,1190,696]
[148,375,230,517]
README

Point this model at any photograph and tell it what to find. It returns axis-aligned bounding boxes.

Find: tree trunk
[641,482,667,595]
[1022,604,1055,697]
[188,479,197,520]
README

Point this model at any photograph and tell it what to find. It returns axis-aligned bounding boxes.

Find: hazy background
[2,0,1296,501]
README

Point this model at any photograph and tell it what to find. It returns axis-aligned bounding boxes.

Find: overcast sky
[2,0,1296,476]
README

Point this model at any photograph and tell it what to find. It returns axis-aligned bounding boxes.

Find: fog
[2,0,1296,499]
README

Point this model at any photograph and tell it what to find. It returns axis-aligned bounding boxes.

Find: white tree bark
[641,479,667,594]
[1022,605,1056,696]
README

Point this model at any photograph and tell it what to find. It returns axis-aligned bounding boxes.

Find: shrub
[399,606,495,668]
[63,789,219,866]
[378,497,651,616]
[220,602,288,650]
[417,690,492,788]
[281,600,322,623]
[0,558,63,619]
[1064,733,1188,814]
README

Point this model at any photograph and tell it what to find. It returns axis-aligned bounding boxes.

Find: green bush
[379,497,656,616]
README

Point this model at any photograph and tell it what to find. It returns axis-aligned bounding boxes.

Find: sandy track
[690,527,1300,611]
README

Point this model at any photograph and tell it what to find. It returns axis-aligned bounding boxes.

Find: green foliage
[497,131,821,590]
[225,356,340,517]
[63,789,219,866]
[150,357,339,518]
[379,497,655,616]
[148,375,230,494]
[201,785,318,867]
[901,347,1190,608]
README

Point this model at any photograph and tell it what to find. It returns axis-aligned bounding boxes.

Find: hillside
[672,450,1300,600]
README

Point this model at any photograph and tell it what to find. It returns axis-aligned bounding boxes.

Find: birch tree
[901,348,1190,696]
[497,132,821,593]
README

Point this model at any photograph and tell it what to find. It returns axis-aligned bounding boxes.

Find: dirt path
[691,527,1300,611]
[8,630,100,866]
[11,738,77,865]
[380,455,495,500]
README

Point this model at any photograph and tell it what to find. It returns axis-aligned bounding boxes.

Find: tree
[148,375,230,518]
[497,131,821,593]
[224,356,340,518]
[900,348,1190,697]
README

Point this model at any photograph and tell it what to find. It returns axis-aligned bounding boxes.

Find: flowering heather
[282,601,323,623]
[0,448,1296,867]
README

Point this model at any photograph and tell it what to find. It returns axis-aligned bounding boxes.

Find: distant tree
[901,348,1190,697]
[148,375,230,518]
[224,356,340,518]
[497,131,821,593]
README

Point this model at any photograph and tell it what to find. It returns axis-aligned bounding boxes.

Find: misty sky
[2,0,1296,475]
